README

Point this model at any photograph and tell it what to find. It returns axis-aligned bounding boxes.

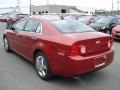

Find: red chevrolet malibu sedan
[3,15,114,80]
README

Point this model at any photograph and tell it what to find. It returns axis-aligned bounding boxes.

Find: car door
[18,19,40,60]
[7,19,28,53]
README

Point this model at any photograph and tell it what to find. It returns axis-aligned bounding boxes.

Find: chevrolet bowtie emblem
[96,41,101,44]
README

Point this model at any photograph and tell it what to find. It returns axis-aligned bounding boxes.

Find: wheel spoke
[41,58,44,65]
[42,70,46,76]
[42,65,47,70]
[39,71,43,76]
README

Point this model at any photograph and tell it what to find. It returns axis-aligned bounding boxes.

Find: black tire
[3,37,11,52]
[35,52,52,80]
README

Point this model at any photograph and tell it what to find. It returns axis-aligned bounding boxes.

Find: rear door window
[24,19,40,32]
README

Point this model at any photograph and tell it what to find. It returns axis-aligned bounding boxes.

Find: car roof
[29,15,61,21]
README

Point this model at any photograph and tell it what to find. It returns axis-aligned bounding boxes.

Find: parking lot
[0,22,120,90]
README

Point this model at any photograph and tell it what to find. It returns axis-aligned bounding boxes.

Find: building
[31,5,83,15]
[0,8,16,14]
[78,7,96,15]
[0,6,29,14]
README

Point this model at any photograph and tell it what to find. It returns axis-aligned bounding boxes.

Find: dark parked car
[78,16,95,25]
[0,15,4,22]
[90,16,120,34]
[6,14,28,29]
[3,15,114,80]
[0,14,8,22]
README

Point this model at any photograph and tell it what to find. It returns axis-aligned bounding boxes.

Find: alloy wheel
[36,55,47,78]
[4,38,9,51]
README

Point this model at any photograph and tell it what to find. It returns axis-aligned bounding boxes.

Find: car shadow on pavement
[4,49,110,87]
[46,70,108,87]
[6,50,35,68]
[11,51,101,78]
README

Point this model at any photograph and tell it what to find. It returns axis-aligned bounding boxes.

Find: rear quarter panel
[31,34,73,75]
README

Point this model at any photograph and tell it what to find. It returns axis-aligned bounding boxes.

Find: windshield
[94,17,112,24]
[52,20,95,34]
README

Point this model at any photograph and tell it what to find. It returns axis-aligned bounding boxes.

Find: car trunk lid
[65,32,112,56]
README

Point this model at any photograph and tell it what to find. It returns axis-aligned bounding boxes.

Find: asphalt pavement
[0,22,120,90]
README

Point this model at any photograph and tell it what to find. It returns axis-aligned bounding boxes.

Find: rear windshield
[52,20,95,34]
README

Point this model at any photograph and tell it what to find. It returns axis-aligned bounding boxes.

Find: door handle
[32,37,36,40]
[16,33,20,36]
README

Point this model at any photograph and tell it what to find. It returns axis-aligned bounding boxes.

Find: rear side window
[118,18,120,24]
[14,20,27,31]
[52,20,95,34]
[111,18,118,24]
[25,20,40,32]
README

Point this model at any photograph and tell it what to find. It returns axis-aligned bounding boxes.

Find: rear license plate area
[94,55,106,68]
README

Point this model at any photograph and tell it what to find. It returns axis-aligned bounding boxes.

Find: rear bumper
[54,47,114,77]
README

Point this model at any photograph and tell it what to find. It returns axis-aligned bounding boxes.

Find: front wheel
[3,38,11,52]
[35,52,52,80]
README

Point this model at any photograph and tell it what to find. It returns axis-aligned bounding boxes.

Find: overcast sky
[0,0,119,10]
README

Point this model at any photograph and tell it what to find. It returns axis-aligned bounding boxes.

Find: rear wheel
[3,38,11,52]
[35,52,52,80]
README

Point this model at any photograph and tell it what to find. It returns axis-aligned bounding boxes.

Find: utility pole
[17,0,20,13]
[30,0,31,15]
[117,0,120,15]
[47,0,49,5]
[111,0,114,15]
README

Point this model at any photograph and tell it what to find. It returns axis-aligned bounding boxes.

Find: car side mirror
[88,21,93,24]
[89,21,92,23]
[110,23,116,28]
[11,26,15,31]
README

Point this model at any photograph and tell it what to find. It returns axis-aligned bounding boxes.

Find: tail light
[69,44,86,56]
[69,44,79,56]
[80,46,86,54]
